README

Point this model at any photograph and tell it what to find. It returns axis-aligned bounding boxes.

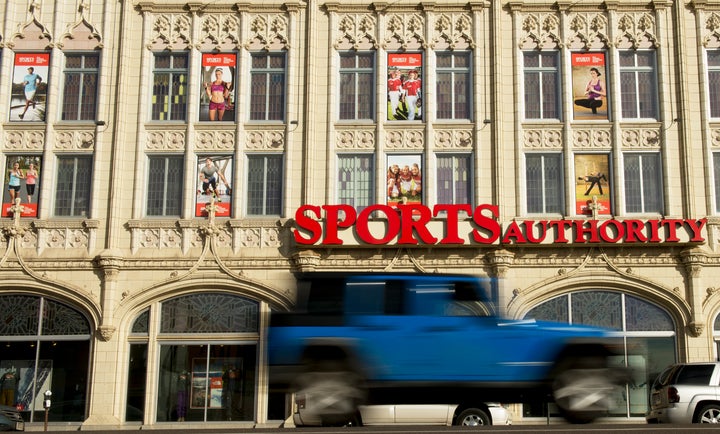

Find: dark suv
[647,362,720,424]
[268,272,630,425]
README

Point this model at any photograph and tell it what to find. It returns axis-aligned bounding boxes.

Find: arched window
[0,295,91,423]
[525,291,675,419]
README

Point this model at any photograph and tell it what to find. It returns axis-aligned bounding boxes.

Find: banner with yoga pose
[572,52,608,120]
[575,153,611,216]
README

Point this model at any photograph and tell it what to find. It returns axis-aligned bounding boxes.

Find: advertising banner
[195,155,232,217]
[575,153,611,215]
[11,53,50,122]
[387,53,423,121]
[572,52,608,120]
[200,53,236,122]
[386,154,422,208]
[2,155,41,218]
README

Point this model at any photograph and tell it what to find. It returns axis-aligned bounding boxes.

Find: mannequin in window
[0,368,18,406]
[176,372,189,422]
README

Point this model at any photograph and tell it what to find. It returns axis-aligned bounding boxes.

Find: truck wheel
[696,404,720,423]
[294,369,365,426]
[455,408,491,426]
[552,357,615,424]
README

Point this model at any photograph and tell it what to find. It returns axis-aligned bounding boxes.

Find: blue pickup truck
[268,272,628,425]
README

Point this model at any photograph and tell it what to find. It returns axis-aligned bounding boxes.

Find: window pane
[523,52,559,120]
[160,294,259,333]
[625,153,663,213]
[151,54,188,121]
[526,153,562,214]
[714,153,720,212]
[247,155,283,215]
[436,155,471,204]
[147,156,183,216]
[338,155,373,210]
[709,71,720,117]
[62,54,99,121]
[250,54,286,121]
[55,157,92,217]
[571,291,622,330]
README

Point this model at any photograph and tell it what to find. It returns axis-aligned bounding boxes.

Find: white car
[294,400,512,426]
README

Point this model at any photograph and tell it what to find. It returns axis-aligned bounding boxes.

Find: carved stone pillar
[486,248,515,316]
[680,248,708,355]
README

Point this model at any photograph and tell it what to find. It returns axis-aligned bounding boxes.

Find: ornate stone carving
[572,128,612,149]
[566,13,609,50]
[55,130,96,151]
[435,129,473,150]
[334,14,377,50]
[703,13,720,47]
[523,128,563,149]
[615,13,658,49]
[199,14,240,49]
[431,13,474,49]
[711,128,720,148]
[239,228,261,247]
[146,130,185,151]
[196,130,235,151]
[383,14,426,50]
[336,129,375,150]
[293,249,321,272]
[57,0,103,50]
[519,13,561,49]
[687,322,705,337]
[246,130,285,151]
[245,14,289,50]
[97,325,116,341]
[262,227,281,248]
[147,14,191,50]
[4,130,44,151]
[385,128,424,150]
[621,127,661,149]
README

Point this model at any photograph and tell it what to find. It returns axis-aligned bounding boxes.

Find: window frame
[150,52,189,122]
[707,49,720,119]
[436,153,473,205]
[54,155,92,217]
[61,52,100,121]
[522,51,561,121]
[146,155,184,217]
[338,52,375,121]
[337,154,375,211]
[435,51,472,121]
[623,152,664,214]
[249,52,286,122]
[246,154,283,216]
[525,152,564,214]
[618,50,659,120]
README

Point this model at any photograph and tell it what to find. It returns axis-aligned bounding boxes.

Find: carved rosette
[621,127,661,149]
[239,228,261,247]
[139,229,161,249]
[55,130,96,151]
[146,130,185,151]
[195,130,235,152]
[4,130,44,151]
[572,128,612,149]
[262,227,281,248]
[523,128,562,149]
[385,128,424,150]
[160,228,182,249]
[336,129,375,150]
[246,130,285,151]
[435,129,473,150]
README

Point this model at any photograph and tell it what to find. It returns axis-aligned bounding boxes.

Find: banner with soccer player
[387,53,423,121]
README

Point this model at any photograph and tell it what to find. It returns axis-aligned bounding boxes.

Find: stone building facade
[1,0,720,428]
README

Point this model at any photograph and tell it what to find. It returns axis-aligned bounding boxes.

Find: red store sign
[293,204,707,246]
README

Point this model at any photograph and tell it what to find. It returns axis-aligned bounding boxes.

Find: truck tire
[455,407,491,426]
[552,356,615,424]
[695,404,720,423]
[294,360,365,426]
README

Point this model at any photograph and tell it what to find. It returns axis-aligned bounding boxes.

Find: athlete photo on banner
[2,155,41,218]
[575,153,611,216]
[386,154,422,208]
[387,53,423,121]
[195,155,232,217]
[572,52,608,120]
[200,53,236,122]
[10,53,50,122]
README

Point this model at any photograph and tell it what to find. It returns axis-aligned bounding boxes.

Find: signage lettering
[293,204,707,246]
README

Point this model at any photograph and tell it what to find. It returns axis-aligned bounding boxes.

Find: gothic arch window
[0,294,91,423]
[126,293,264,423]
[524,290,675,419]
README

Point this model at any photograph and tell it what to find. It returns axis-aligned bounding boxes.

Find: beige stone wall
[2,0,720,427]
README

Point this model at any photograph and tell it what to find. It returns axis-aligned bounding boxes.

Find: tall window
[247,155,282,215]
[619,50,658,119]
[62,53,99,121]
[151,53,188,121]
[436,52,471,120]
[523,51,560,120]
[526,153,563,214]
[339,53,374,120]
[624,152,663,213]
[714,153,720,213]
[55,156,92,217]
[437,154,472,204]
[337,155,373,210]
[147,156,183,216]
[250,53,285,121]
[708,50,720,118]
